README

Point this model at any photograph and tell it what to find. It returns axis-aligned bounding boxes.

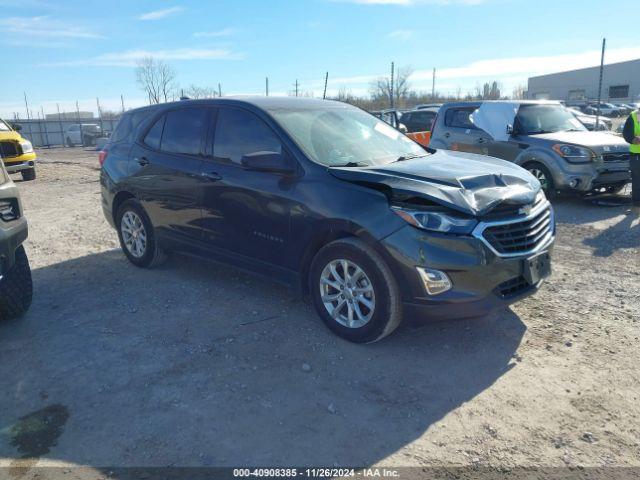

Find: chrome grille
[474,201,554,257]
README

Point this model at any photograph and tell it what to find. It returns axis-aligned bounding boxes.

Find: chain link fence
[11,116,121,148]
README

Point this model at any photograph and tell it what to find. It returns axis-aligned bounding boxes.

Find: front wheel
[116,199,166,268]
[0,245,33,321]
[21,168,36,181]
[525,162,557,200]
[309,238,402,343]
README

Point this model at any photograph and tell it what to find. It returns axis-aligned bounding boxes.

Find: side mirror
[240,151,295,174]
[506,124,514,135]
[398,123,408,134]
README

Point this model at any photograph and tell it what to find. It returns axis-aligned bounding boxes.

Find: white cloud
[138,6,184,20]
[387,29,412,40]
[193,28,236,38]
[43,47,244,67]
[0,16,103,39]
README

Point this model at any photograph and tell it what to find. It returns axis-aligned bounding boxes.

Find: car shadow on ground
[1,249,525,470]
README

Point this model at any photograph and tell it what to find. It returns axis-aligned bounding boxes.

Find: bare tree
[135,56,177,104]
[370,65,413,108]
[512,84,527,100]
[185,84,218,99]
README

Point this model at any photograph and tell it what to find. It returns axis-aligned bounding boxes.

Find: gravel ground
[0,148,638,474]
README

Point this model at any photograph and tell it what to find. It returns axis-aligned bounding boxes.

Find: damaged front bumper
[380,203,555,321]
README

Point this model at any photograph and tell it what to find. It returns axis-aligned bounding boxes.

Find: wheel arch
[111,190,136,224]
[297,222,400,297]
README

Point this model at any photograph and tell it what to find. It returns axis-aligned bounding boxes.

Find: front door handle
[477,138,485,144]
[443,132,451,138]
[137,157,150,166]
[201,171,222,182]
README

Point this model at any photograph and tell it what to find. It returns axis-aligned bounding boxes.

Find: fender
[514,148,565,187]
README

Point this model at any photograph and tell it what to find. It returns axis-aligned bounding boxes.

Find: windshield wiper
[393,153,430,163]
[330,161,368,168]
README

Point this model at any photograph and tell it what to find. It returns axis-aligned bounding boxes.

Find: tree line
[135,57,527,111]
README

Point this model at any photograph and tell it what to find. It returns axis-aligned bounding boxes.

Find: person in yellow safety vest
[622,109,640,206]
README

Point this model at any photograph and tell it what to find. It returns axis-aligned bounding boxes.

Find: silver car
[429,101,631,197]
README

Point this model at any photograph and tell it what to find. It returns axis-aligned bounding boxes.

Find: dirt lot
[0,148,638,473]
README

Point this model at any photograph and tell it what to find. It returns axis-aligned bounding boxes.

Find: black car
[100,98,554,343]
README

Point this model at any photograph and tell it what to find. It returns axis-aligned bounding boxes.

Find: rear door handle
[443,132,451,138]
[201,171,222,182]
[137,157,150,166]
[477,138,485,144]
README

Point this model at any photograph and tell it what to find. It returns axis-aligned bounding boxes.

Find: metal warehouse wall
[527,59,640,102]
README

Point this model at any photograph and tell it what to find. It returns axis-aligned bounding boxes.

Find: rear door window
[160,107,209,156]
[444,108,478,129]
[212,107,282,164]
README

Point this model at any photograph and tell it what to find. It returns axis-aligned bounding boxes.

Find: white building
[527,58,640,103]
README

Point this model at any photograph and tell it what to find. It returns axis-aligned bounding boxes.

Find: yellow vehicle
[0,119,36,181]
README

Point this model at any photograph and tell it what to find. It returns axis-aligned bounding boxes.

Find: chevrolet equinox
[100,98,555,343]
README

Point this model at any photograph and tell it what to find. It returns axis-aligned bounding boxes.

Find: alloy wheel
[319,259,376,328]
[121,211,147,258]
[529,168,549,191]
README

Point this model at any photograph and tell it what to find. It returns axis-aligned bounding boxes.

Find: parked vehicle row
[100,98,555,343]
[428,101,631,197]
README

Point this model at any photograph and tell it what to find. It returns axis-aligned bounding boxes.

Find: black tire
[524,162,557,200]
[21,168,36,181]
[66,137,74,147]
[116,199,166,268]
[0,245,33,321]
[309,238,402,343]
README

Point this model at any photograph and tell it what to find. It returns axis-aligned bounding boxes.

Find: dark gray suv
[429,101,631,197]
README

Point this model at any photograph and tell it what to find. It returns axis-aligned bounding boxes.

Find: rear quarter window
[111,110,150,144]
[444,108,478,129]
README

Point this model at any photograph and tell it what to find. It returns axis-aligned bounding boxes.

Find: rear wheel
[21,168,36,181]
[116,199,166,268]
[309,238,402,343]
[0,245,33,321]
[525,162,557,199]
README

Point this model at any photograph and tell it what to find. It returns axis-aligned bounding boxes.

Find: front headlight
[19,141,33,154]
[552,144,595,163]
[392,207,477,234]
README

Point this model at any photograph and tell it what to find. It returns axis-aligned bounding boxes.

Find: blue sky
[0,0,637,117]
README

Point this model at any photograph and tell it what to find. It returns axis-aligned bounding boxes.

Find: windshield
[268,104,426,167]
[515,104,587,135]
[0,120,10,131]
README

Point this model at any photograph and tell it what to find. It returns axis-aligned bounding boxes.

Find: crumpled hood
[0,131,23,142]
[329,149,540,216]
[529,130,628,148]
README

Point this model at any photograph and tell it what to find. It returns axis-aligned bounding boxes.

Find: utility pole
[390,62,395,109]
[57,103,64,146]
[41,105,50,148]
[76,100,84,147]
[121,94,125,113]
[432,68,436,100]
[323,72,328,99]
[218,83,222,97]
[96,97,103,131]
[596,38,606,130]
[24,92,30,120]
[265,77,269,96]
[294,79,299,97]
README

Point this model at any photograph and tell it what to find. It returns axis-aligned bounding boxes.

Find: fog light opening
[569,178,580,188]
[417,267,452,296]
